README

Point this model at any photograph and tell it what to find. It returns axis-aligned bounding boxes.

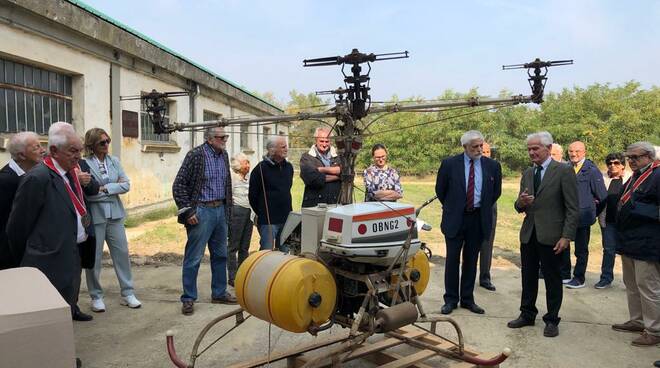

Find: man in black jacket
[0,132,45,269]
[7,122,98,322]
[172,127,235,316]
[249,135,293,252]
[611,142,660,347]
[300,127,341,207]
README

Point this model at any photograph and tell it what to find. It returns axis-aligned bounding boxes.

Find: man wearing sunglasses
[595,153,626,289]
[612,142,659,347]
[173,127,236,316]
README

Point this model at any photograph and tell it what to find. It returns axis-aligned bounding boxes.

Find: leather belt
[200,199,225,207]
[463,207,481,214]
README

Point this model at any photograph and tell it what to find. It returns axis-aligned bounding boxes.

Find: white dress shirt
[52,159,87,244]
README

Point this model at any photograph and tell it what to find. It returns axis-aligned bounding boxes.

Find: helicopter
[147,49,572,368]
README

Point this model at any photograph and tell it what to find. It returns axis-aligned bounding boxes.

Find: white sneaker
[120,295,142,309]
[91,298,106,313]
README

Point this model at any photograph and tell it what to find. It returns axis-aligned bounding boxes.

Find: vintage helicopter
[145,49,572,367]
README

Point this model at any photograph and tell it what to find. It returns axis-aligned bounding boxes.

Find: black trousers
[520,229,563,325]
[444,210,483,306]
[227,205,254,283]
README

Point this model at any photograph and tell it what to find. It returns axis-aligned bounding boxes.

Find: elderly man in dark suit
[508,131,579,338]
[7,122,98,323]
[0,132,45,269]
[435,130,502,315]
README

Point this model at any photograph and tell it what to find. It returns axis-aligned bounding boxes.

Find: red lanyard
[43,156,87,217]
[619,160,659,206]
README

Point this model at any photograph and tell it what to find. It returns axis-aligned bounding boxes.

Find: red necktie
[466,159,475,210]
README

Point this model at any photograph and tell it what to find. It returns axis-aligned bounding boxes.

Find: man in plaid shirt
[173,126,235,315]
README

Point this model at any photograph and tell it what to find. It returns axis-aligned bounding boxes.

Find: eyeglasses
[606,160,622,166]
[213,135,229,140]
[98,139,111,146]
[626,154,647,161]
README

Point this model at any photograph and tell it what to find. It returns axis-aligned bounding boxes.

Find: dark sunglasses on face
[606,160,622,166]
[98,139,111,146]
[213,135,229,140]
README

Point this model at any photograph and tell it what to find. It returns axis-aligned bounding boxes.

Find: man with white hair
[300,127,341,207]
[611,141,659,347]
[249,135,294,252]
[508,131,578,338]
[7,122,98,324]
[0,132,45,269]
[435,130,502,315]
[550,143,566,163]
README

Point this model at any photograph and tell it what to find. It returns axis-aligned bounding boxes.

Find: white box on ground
[0,267,76,368]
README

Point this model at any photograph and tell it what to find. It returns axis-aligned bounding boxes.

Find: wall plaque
[122,110,139,138]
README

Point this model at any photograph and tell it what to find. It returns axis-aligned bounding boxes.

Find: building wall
[0,3,288,211]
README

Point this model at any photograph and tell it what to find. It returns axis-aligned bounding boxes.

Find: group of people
[171,126,405,315]
[0,123,142,367]
[0,123,140,319]
[1,122,658,367]
[433,130,659,350]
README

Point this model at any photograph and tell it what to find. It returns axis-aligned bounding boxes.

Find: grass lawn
[128,176,604,255]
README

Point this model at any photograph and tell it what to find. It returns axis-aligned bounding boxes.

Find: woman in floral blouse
[363,143,403,202]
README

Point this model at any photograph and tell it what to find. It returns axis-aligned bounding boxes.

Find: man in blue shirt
[173,127,236,316]
[435,130,502,315]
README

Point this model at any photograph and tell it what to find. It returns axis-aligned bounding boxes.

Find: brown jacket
[515,159,579,245]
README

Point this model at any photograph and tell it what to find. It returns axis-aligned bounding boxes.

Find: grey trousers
[227,205,254,283]
[622,255,660,336]
[479,205,497,284]
[84,218,134,299]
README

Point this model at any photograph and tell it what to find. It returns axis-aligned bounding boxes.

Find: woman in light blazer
[83,128,140,312]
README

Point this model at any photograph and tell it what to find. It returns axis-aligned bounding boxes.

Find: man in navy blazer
[563,141,607,289]
[435,130,502,315]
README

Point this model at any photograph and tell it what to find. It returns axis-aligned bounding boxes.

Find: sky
[81,0,659,105]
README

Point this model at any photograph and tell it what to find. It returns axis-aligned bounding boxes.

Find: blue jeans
[258,223,287,252]
[181,205,228,302]
[599,224,619,284]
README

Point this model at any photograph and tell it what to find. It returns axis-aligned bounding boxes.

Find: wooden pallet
[229,325,502,368]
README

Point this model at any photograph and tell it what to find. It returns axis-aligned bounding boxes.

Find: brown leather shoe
[631,332,660,347]
[212,293,237,305]
[181,301,194,315]
[612,320,644,333]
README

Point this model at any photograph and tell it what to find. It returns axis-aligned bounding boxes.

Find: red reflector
[328,218,343,232]
[358,224,367,234]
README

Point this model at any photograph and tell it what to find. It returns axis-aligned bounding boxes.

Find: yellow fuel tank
[391,250,431,296]
[235,250,337,333]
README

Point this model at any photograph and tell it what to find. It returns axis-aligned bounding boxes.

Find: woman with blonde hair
[83,128,140,312]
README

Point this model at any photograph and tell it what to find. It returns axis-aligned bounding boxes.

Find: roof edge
[65,0,283,113]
